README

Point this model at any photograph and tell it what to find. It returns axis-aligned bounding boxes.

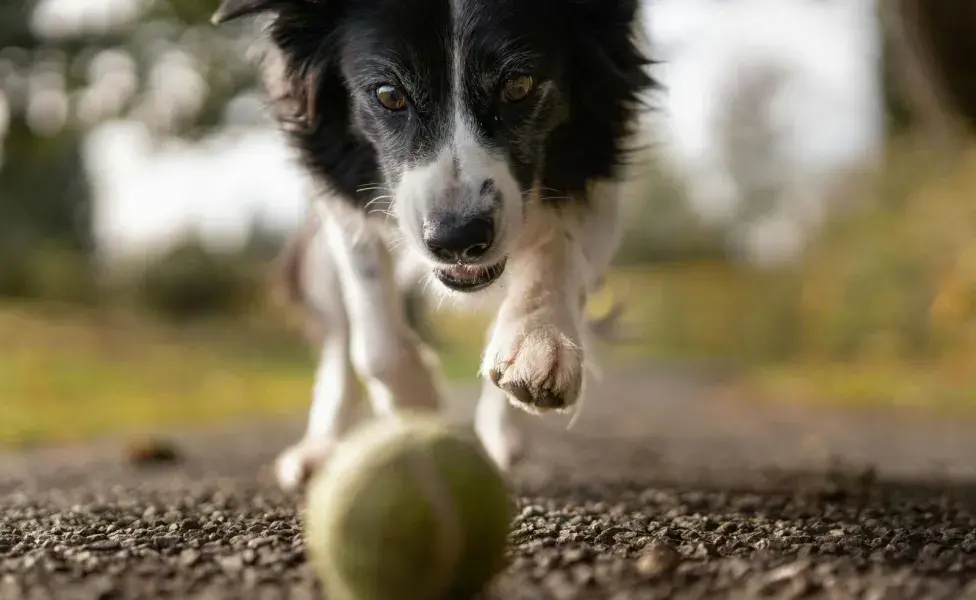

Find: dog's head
[215,0,651,293]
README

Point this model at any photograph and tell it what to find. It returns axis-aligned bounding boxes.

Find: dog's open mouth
[434,259,507,293]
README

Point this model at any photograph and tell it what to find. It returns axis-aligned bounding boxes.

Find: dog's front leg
[474,379,523,472]
[275,222,365,491]
[319,202,445,419]
[482,201,591,414]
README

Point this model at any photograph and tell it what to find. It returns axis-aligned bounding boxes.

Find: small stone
[179,549,201,567]
[725,557,751,579]
[635,541,681,577]
[152,536,181,549]
[757,561,814,597]
[89,540,120,552]
[690,542,719,560]
[594,527,627,546]
[219,555,244,574]
[562,546,592,565]
[179,519,201,532]
[124,437,181,466]
[765,561,811,584]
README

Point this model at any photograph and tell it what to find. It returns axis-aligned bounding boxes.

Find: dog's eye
[376,85,407,111]
[501,74,534,104]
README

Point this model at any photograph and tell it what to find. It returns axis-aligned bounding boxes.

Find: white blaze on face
[393,4,524,266]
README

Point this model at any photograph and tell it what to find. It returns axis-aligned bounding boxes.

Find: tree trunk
[882,0,976,143]
[0,5,94,257]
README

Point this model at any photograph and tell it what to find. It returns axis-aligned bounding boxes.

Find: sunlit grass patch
[0,303,317,446]
[0,300,496,447]
[735,361,976,416]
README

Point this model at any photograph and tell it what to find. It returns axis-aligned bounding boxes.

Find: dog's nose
[423,213,495,263]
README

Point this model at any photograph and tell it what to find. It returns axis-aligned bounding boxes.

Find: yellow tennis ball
[303,414,513,600]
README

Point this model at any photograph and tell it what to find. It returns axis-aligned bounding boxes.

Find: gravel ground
[4,366,976,599]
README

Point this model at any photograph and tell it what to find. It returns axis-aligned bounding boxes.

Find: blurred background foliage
[3,0,976,444]
[0,0,264,310]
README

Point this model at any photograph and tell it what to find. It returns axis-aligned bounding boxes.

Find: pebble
[635,541,682,577]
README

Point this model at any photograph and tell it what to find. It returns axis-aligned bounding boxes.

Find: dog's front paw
[274,438,335,492]
[483,321,583,413]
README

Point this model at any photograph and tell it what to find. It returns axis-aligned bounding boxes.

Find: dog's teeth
[442,265,486,281]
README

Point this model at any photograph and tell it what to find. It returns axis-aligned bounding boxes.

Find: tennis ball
[303,414,513,600]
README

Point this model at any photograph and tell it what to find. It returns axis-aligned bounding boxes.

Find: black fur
[216,0,655,209]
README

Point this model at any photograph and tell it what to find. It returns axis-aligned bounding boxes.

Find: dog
[211,0,656,490]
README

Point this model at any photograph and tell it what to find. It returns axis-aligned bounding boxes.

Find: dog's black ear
[211,0,277,25]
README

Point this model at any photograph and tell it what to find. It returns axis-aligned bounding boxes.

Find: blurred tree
[912,2,976,127]
[0,3,93,256]
[882,0,976,144]
[879,12,914,135]
[0,0,266,264]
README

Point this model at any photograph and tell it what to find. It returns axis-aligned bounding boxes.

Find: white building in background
[73,0,882,265]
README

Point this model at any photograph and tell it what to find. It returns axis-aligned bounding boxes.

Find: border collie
[212,0,655,490]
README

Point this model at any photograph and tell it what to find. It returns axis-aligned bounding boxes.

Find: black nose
[423,213,495,263]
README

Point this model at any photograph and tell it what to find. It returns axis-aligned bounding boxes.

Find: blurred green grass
[737,363,976,416]
[0,300,491,447]
[0,302,310,446]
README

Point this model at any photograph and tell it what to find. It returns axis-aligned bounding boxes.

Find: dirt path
[3,366,976,599]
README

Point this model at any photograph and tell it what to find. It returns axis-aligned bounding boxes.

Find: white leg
[319,203,444,418]
[474,376,523,472]
[275,226,364,491]
[482,203,587,413]
[483,184,621,415]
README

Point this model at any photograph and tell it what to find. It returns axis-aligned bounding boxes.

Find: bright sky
[641,0,883,262]
[85,121,311,263]
[74,0,883,262]
[647,0,882,180]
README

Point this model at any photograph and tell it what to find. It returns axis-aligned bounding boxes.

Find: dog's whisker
[490,261,505,280]
[364,195,393,209]
[385,230,408,250]
[436,293,446,312]
[420,274,435,298]
[522,187,561,199]
[366,193,397,221]
[357,182,391,193]
[368,211,394,220]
